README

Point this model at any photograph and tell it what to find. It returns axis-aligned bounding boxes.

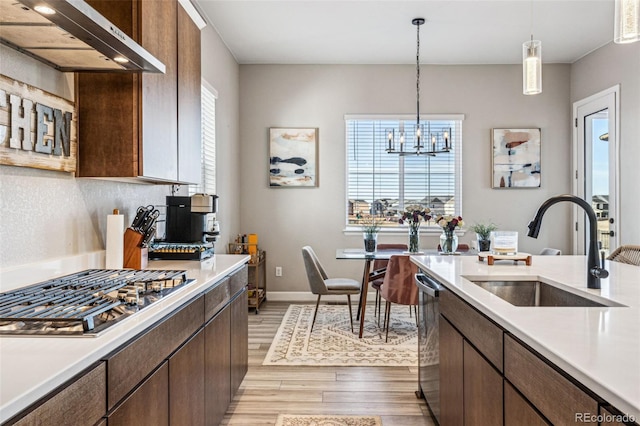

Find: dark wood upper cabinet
[76,0,201,184]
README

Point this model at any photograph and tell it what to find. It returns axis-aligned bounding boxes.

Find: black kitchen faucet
[527,194,609,289]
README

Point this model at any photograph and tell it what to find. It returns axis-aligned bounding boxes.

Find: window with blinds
[346,115,463,228]
[189,84,217,195]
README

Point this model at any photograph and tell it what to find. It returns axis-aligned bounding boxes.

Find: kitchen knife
[140,209,160,234]
[141,225,156,247]
[130,206,147,229]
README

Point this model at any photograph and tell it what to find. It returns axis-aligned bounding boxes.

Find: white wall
[0,22,242,269]
[570,41,640,245]
[238,64,573,293]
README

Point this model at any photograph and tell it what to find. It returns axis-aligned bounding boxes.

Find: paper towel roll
[106,210,124,269]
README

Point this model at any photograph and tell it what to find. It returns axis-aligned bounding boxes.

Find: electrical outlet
[275,266,282,277]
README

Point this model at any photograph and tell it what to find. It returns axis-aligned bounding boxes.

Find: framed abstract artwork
[491,128,541,188]
[269,127,318,187]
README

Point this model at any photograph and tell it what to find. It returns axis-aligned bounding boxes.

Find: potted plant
[361,216,382,253]
[470,222,498,252]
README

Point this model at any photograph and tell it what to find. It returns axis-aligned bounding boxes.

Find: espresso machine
[149,194,219,260]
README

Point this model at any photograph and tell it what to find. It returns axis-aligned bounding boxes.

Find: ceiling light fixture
[523,1,542,95]
[614,0,640,43]
[386,18,451,156]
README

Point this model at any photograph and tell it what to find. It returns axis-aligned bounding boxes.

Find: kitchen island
[0,254,249,425]
[411,254,639,423]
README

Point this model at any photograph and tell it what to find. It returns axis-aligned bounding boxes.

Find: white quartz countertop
[0,254,250,423]
[410,254,640,420]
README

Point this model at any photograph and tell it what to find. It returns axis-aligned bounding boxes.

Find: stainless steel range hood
[0,0,165,73]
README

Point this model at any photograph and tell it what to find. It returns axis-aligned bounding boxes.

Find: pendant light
[386,18,451,156]
[614,0,640,44]
[522,1,542,95]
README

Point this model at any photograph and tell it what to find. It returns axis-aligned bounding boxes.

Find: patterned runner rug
[263,304,437,366]
[275,414,382,426]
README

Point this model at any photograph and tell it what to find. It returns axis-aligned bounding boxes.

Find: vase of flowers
[361,217,381,253]
[399,206,431,253]
[436,215,464,254]
[470,222,498,252]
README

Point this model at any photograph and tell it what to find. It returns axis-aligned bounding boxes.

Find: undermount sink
[468,280,624,307]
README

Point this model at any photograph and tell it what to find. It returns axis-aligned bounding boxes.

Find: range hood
[0,0,165,73]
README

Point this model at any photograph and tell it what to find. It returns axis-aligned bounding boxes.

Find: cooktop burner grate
[0,269,190,336]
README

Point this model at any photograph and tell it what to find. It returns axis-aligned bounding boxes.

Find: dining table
[336,248,447,338]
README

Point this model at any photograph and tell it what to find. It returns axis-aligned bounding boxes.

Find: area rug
[263,304,437,366]
[275,414,382,426]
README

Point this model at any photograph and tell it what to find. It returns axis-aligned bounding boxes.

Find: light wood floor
[222,301,437,426]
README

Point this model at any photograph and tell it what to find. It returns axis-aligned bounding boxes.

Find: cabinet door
[205,307,231,426]
[109,362,169,426]
[463,341,503,426]
[440,316,464,426]
[504,381,548,426]
[230,290,249,395]
[140,0,178,181]
[177,2,202,184]
[169,329,205,426]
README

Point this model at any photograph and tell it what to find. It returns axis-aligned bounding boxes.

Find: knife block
[123,228,148,269]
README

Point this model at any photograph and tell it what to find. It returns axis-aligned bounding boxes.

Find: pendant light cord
[416,21,421,126]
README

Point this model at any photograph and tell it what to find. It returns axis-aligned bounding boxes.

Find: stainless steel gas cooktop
[0,269,192,336]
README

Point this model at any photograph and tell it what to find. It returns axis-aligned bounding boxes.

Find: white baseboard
[265,291,378,303]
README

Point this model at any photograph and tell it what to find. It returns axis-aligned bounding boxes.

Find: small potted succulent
[361,216,382,253]
[470,222,498,252]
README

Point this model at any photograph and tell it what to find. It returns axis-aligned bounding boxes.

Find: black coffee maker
[165,194,218,243]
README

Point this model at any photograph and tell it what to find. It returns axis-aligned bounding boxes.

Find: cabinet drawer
[440,289,503,371]
[107,296,204,409]
[204,277,230,322]
[504,335,598,425]
[9,363,106,426]
[229,265,248,296]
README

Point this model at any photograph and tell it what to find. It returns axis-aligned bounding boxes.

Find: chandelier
[386,18,451,156]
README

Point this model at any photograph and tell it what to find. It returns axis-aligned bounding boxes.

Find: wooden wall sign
[0,74,77,173]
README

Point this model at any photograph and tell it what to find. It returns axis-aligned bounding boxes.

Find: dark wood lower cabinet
[439,317,463,426]
[230,290,249,395]
[108,362,169,426]
[205,306,231,426]
[169,329,205,426]
[462,341,502,426]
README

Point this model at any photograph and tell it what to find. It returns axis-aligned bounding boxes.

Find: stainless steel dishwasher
[415,272,443,424]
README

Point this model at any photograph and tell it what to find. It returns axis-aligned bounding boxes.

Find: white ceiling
[193,0,615,65]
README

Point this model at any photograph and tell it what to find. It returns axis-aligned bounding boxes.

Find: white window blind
[346,115,463,227]
[189,84,217,195]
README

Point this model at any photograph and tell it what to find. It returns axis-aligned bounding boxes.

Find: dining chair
[607,245,640,266]
[380,255,419,342]
[540,247,562,255]
[368,243,408,326]
[301,246,361,332]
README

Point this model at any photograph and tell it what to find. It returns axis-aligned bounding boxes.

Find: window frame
[344,113,464,234]
[189,81,218,196]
